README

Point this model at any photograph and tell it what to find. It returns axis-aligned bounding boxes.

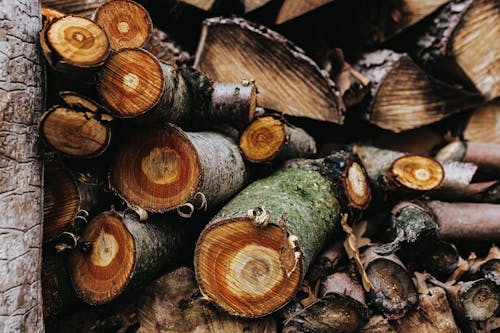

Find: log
[360,315,396,333]
[47,267,277,333]
[436,141,500,176]
[393,272,459,333]
[242,0,273,13]
[362,246,418,319]
[194,17,345,124]
[42,0,107,17]
[109,123,248,215]
[239,115,317,163]
[93,0,153,51]
[415,0,500,99]
[0,0,44,331]
[431,160,478,199]
[282,272,369,333]
[459,181,500,204]
[97,48,257,127]
[276,0,335,24]
[351,49,482,132]
[69,210,200,304]
[463,101,500,144]
[467,245,500,285]
[417,241,461,278]
[40,15,110,74]
[306,240,344,284]
[194,150,371,317]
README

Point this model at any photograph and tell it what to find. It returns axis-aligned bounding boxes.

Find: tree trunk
[0,1,44,331]
[194,150,371,317]
[109,123,248,215]
[239,115,317,163]
[69,210,201,304]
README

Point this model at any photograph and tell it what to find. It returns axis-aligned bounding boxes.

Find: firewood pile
[2,0,499,332]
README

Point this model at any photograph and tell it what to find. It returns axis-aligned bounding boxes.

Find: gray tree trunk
[0,1,45,332]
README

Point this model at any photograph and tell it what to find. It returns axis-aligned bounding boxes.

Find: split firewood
[436,141,500,176]
[282,272,369,333]
[179,0,217,11]
[351,49,482,132]
[463,101,500,144]
[47,267,277,333]
[42,0,107,17]
[194,17,345,124]
[360,315,397,333]
[69,210,201,305]
[242,0,273,13]
[373,127,445,155]
[43,162,106,245]
[97,48,257,127]
[93,0,153,51]
[276,0,335,24]
[362,246,418,319]
[239,115,317,163]
[40,15,110,74]
[429,277,500,322]
[194,150,371,317]
[415,0,500,100]
[393,272,460,333]
[109,124,248,215]
[0,1,44,331]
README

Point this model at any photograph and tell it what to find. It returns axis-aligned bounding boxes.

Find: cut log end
[69,211,135,305]
[43,165,80,243]
[110,125,200,212]
[97,48,163,118]
[45,16,109,68]
[240,116,286,163]
[195,218,302,317]
[388,155,444,191]
[94,0,152,50]
[345,161,372,210]
[460,279,500,321]
[40,106,111,158]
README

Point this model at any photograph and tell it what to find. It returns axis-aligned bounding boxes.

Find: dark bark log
[362,246,418,319]
[110,123,248,215]
[351,49,482,132]
[97,48,257,128]
[47,267,277,333]
[239,115,317,163]
[459,181,500,204]
[0,1,44,331]
[415,0,500,99]
[276,0,334,24]
[69,210,201,304]
[194,150,371,317]
[417,241,461,278]
[194,17,345,124]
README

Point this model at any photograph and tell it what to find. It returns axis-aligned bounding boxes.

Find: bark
[463,101,500,144]
[282,272,368,333]
[194,150,371,317]
[362,246,418,319]
[276,0,334,24]
[47,267,277,333]
[194,17,345,124]
[239,115,317,163]
[459,181,500,204]
[431,160,478,199]
[351,49,482,132]
[110,123,248,215]
[146,27,191,63]
[0,0,44,331]
[415,0,500,99]
[42,0,107,17]
[417,241,460,278]
[93,0,153,51]
[69,210,201,304]
[97,48,257,128]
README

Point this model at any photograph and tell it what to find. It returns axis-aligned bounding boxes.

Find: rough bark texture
[0,1,44,331]
[47,267,277,333]
[352,49,482,132]
[195,17,345,124]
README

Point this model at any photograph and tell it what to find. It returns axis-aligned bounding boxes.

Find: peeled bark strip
[416,0,500,99]
[40,15,110,73]
[69,210,199,304]
[239,115,317,163]
[436,141,500,175]
[42,0,107,17]
[195,17,345,124]
[93,0,152,51]
[353,145,444,200]
[97,48,257,127]
[39,105,112,159]
[43,163,105,244]
[283,272,368,333]
[0,1,44,331]
[352,49,482,132]
[276,0,335,24]
[393,273,459,333]
[110,124,247,214]
[362,246,418,319]
[47,267,277,333]
[463,101,500,144]
[194,150,371,317]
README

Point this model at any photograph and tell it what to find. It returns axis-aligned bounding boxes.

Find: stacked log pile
[0,0,498,331]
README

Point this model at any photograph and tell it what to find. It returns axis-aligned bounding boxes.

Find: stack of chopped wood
[1,0,498,332]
